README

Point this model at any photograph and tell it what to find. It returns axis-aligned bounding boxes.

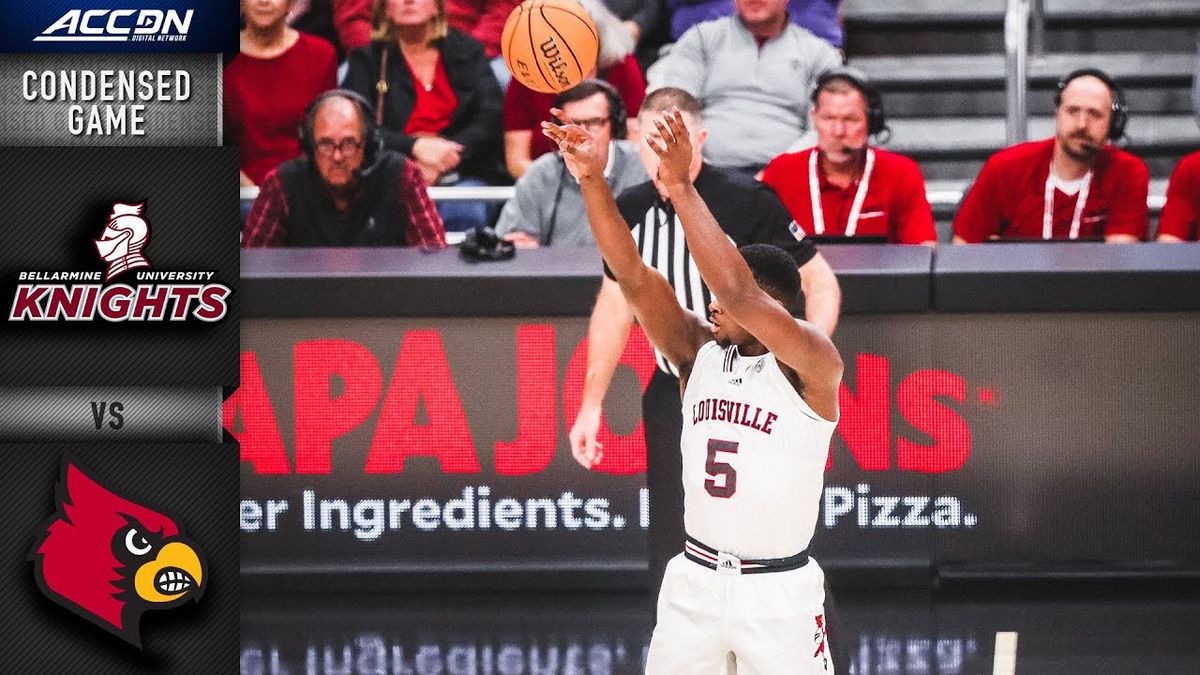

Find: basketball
[501,0,599,94]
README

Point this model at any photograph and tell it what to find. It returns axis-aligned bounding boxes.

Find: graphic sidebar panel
[0,7,239,671]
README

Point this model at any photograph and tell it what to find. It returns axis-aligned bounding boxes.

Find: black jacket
[276,152,409,247]
[344,30,503,181]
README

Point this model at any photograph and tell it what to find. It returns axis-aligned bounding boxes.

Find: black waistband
[683,535,810,574]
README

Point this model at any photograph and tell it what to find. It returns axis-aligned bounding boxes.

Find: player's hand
[569,404,605,469]
[646,107,693,190]
[541,108,603,182]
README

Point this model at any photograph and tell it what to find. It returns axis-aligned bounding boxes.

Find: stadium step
[884,114,1199,158]
[853,52,1195,89]
[842,0,1200,55]
[842,0,1200,27]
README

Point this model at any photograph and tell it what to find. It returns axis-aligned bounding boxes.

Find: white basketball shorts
[645,552,832,674]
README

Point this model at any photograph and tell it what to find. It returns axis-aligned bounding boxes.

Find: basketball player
[543,108,842,672]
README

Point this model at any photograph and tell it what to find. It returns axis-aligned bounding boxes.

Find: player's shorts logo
[29,456,208,648]
[94,202,152,282]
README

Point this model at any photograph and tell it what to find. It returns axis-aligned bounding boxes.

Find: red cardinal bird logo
[29,456,207,648]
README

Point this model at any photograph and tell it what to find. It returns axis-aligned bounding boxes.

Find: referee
[568,88,841,587]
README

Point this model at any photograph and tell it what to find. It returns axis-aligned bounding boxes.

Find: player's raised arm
[542,110,709,375]
[648,109,843,413]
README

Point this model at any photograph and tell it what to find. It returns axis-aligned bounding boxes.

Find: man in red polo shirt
[761,68,936,245]
[1158,150,1200,241]
[954,69,1149,243]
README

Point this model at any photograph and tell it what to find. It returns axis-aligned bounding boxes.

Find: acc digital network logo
[8,201,231,322]
[34,8,193,43]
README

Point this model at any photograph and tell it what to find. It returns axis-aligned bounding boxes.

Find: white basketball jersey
[680,341,837,559]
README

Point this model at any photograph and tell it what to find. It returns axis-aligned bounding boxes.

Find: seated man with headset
[494,80,648,248]
[953,68,1149,243]
[761,67,937,246]
[243,89,447,248]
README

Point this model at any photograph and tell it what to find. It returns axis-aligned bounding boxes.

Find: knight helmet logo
[94,202,152,282]
[30,456,206,648]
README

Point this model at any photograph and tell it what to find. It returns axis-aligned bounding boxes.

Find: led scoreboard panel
[236,246,1200,587]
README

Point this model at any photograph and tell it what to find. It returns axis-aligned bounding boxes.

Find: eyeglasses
[314,138,364,156]
[573,117,611,132]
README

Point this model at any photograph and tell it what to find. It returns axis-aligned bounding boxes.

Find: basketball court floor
[241,579,1200,674]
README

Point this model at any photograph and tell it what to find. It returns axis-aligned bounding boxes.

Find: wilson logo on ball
[502,0,598,94]
[539,37,571,88]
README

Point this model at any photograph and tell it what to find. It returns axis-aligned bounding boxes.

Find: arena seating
[842,0,1200,238]
[239,1,1195,243]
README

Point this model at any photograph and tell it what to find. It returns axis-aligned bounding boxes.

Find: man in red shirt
[761,68,937,245]
[1157,150,1200,242]
[954,69,1149,243]
[243,90,446,248]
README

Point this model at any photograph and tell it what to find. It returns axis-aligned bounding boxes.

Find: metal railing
[1005,0,1049,144]
[1004,0,1031,145]
[239,185,1168,211]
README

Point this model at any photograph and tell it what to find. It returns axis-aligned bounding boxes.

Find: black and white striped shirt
[608,164,817,376]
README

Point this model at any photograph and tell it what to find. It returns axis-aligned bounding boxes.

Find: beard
[1060,135,1101,162]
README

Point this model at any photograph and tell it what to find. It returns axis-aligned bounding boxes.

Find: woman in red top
[225,0,338,187]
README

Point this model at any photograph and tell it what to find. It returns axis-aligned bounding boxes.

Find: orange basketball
[501,0,599,94]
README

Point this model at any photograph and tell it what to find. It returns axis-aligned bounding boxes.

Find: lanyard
[1043,163,1092,240]
[808,148,874,236]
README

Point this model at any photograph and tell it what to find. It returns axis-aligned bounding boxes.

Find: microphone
[356,137,386,178]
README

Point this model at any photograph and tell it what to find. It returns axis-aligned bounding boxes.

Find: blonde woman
[344,0,501,208]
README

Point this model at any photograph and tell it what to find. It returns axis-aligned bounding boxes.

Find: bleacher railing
[239,186,1168,211]
[1005,0,1032,144]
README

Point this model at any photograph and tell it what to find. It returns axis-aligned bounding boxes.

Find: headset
[1054,68,1129,141]
[553,78,628,139]
[543,80,628,245]
[811,66,887,138]
[298,89,385,173]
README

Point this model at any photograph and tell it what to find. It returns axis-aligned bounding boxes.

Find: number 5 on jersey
[704,439,739,498]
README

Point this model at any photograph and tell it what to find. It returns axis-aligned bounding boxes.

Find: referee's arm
[800,252,840,337]
[570,277,635,468]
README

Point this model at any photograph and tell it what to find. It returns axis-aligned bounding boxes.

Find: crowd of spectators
[230,0,1198,245]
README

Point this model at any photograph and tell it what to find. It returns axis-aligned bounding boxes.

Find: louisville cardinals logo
[29,456,206,648]
[94,202,152,282]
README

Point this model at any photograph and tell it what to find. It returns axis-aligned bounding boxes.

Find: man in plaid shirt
[243,91,446,249]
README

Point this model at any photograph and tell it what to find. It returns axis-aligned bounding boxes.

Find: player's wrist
[663,180,689,194]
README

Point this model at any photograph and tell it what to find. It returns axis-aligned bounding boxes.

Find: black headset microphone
[298,89,385,178]
[1055,68,1129,142]
[811,66,888,142]
[544,80,627,246]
